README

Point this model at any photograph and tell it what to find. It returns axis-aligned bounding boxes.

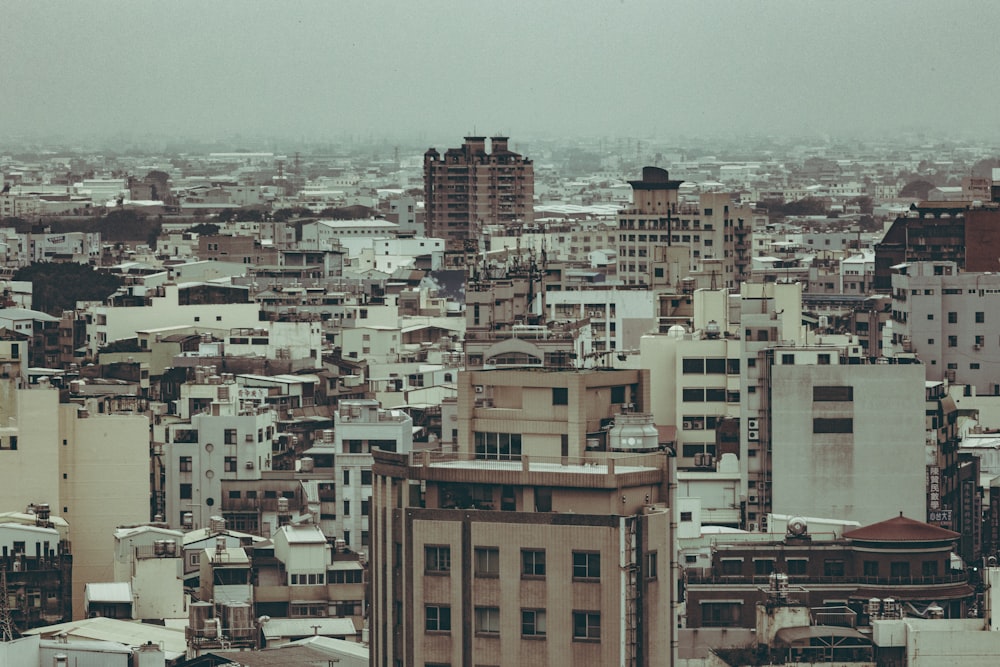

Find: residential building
[371,367,674,666]
[0,511,73,630]
[424,136,534,249]
[889,261,1000,393]
[164,376,277,532]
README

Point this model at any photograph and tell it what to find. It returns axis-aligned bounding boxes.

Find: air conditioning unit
[748,521,758,532]
[748,429,759,441]
[245,461,254,469]
[474,385,485,394]
[245,434,255,443]
[975,344,982,350]
[747,418,759,430]
[749,495,758,504]
[682,421,693,430]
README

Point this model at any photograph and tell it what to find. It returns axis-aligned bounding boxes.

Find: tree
[899,180,936,200]
[13,263,123,315]
[186,223,220,236]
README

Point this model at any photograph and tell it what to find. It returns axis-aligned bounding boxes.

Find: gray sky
[4,0,1000,143]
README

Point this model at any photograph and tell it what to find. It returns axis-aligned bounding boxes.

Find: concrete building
[164,376,277,531]
[616,168,760,289]
[111,525,186,621]
[370,367,673,666]
[87,282,260,355]
[768,360,927,528]
[890,261,1000,393]
[0,514,73,630]
[424,136,534,250]
[0,339,150,619]
[684,514,973,630]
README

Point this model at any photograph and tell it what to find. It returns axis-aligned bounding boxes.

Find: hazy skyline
[5,1,1000,144]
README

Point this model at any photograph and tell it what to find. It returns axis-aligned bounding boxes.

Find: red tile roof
[843,514,960,542]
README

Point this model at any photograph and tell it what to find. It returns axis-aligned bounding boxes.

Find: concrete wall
[771,363,925,526]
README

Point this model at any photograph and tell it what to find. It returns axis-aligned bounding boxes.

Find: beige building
[0,339,150,619]
[617,168,759,289]
[371,368,675,666]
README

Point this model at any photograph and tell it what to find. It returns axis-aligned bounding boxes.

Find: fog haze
[4,0,1000,143]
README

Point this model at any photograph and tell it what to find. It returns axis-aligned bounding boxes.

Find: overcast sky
[4,0,1000,144]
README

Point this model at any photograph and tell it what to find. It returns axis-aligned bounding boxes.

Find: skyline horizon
[5,1,1000,147]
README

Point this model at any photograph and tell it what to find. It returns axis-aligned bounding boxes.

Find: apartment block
[370,367,674,665]
[890,261,1000,393]
[424,136,534,250]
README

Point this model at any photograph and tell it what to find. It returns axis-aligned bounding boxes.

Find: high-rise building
[424,136,534,250]
[370,368,675,666]
[617,168,759,289]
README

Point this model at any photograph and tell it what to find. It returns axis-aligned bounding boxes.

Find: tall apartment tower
[371,368,674,667]
[424,136,534,250]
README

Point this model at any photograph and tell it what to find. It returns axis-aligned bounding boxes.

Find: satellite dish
[787,517,808,536]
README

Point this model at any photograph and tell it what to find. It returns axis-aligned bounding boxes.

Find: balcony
[685,571,968,587]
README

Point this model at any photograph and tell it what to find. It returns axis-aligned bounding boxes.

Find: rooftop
[843,514,960,542]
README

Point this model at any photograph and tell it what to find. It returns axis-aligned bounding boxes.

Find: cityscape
[5,2,1000,666]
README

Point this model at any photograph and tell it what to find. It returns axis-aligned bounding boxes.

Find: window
[224,456,236,473]
[179,483,192,500]
[890,561,910,578]
[343,470,351,485]
[425,605,451,632]
[927,313,935,320]
[682,358,705,374]
[361,499,370,515]
[754,559,775,575]
[781,353,795,364]
[817,353,831,365]
[573,551,600,579]
[361,470,372,485]
[179,456,192,472]
[573,611,601,640]
[425,546,451,573]
[475,607,500,635]
[522,549,546,577]
[948,335,958,348]
[922,560,938,577]
[976,311,985,324]
[976,335,985,346]
[813,386,853,402]
[551,387,568,405]
[824,559,845,577]
[702,602,741,627]
[863,560,879,577]
[522,609,546,637]
[645,552,658,579]
[474,432,522,460]
[682,388,705,402]
[680,511,693,522]
[787,559,808,575]
[948,312,958,323]
[813,418,853,434]
[610,385,627,404]
[475,547,500,577]
[224,428,237,445]
[343,500,350,516]
[705,388,726,402]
